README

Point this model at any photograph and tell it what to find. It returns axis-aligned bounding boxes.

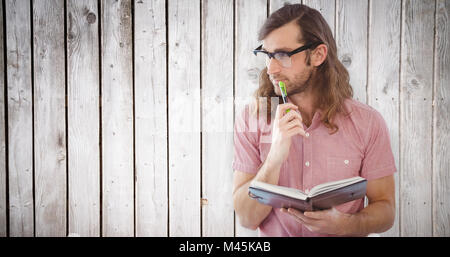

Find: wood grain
[270,0,301,15]
[368,0,401,237]
[234,0,267,237]
[134,0,168,237]
[303,0,336,37]
[400,0,434,237]
[33,0,67,236]
[101,0,134,237]
[6,0,35,237]
[67,0,100,237]
[0,0,6,237]
[201,0,234,237]
[433,0,450,237]
[336,0,368,103]
[168,0,201,236]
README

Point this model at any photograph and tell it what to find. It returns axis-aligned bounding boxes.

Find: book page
[308,177,365,197]
[250,181,308,200]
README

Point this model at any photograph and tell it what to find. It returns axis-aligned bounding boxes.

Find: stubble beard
[272,66,315,97]
[285,67,314,96]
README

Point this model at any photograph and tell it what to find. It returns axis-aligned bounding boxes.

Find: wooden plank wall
[5,0,34,236]
[0,0,448,237]
[67,0,100,237]
[0,0,5,237]
[368,0,401,237]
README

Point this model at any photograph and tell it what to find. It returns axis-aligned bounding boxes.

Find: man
[232,4,396,237]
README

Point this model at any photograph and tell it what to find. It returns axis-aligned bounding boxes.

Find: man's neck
[288,91,317,127]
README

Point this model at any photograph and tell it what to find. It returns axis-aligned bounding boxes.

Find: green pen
[278,81,290,113]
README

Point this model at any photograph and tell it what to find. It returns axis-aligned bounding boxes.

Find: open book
[248,176,367,212]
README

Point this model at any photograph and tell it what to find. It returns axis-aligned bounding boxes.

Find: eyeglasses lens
[261,52,291,68]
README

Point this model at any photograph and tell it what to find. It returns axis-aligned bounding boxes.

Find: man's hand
[267,103,306,166]
[281,207,359,236]
[281,175,396,236]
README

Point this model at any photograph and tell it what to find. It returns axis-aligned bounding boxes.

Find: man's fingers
[304,208,336,219]
[280,111,303,124]
[284,119,303,130]
[276,103,298,119]
[287,208,318,224]
[304,211,324,219]
[282,208,328,233]
[280,108,302,121]
[279,109,303,127]
[286,126,306,138]
[283,209,307,224]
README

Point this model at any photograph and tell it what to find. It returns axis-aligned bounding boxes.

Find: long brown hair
[253,4,353,134]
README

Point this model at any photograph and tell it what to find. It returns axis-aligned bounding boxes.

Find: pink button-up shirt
[232,97,396,237]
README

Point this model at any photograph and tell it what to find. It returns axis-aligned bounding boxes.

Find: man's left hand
[281,207,357,236]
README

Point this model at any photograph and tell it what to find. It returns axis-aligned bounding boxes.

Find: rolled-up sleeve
[232,105,262,174]
[360,110,397,180]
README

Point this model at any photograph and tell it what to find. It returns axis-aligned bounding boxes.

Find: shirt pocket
[326,156,362,181]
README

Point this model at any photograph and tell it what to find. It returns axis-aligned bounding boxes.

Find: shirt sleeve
[232,105,262,174]
[360,110,397,181]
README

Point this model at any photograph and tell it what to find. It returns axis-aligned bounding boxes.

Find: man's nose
[266,57,282,75]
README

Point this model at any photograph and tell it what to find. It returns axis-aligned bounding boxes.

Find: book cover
[248,176,367,212]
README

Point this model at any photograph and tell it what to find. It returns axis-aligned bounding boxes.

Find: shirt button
[344,160,349,165]
[305,132,310,137]
[305,161,310,167]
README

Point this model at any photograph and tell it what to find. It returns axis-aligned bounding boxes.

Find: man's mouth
[272,78,286,85]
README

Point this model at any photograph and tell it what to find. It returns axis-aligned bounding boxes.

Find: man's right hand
[267,103,306,166]
[233,103,306,230]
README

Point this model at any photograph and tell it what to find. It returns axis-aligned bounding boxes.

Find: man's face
[262,22,314,96]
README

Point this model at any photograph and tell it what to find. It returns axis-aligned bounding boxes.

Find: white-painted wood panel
[134,0,168,237]
[33,0,67,236]
[5,0,34,237]
[168,0,201,236]
[0,0,6,237]
[336,0,368,103]
[201,0,234,237]
[67,0,100,237]
[400,0,434,237]
[270,0,301,15]
[234,0,267,237]
[368,0,401,237]
[303,0,335,37]
[433,0,450,237]
[101,0,134,237]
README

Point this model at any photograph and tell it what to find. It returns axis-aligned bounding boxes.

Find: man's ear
[311,44,328,67]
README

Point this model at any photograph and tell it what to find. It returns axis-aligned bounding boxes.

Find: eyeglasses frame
[252,42,322,66]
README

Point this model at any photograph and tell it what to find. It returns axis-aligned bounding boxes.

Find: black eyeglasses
[253,42,320,68]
